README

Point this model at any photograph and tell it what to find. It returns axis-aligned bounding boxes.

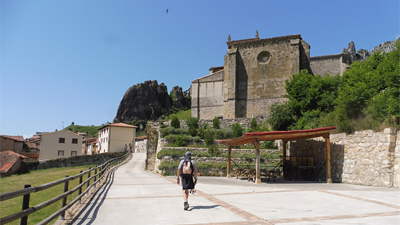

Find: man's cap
[185,151,192,157]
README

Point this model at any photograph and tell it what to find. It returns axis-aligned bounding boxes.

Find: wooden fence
[0,152,131,225]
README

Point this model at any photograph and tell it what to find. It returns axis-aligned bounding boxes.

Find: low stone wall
[155,116,267,130]
[290,128,399,187]
[27,152,128,171]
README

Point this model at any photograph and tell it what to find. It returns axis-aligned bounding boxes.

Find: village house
[0,151,28,177]
[98,123,137,153]
[82,137,98,155]
[39,130,83,160]
[0,135,25,152]
[135,135,147,153]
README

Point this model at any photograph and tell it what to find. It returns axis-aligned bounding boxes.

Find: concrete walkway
[69,153,400,225]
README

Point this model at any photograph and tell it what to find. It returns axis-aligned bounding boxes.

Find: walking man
[177,151,197,210]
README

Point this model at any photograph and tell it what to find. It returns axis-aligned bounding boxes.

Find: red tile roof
[83,137,98,144]
[18,153,40,158]
[0,151,28,174]
[135,136,147,140]
[99,122,138,130]
[0,135,24,142]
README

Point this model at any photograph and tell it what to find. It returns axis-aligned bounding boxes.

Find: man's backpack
[182,159,192,175]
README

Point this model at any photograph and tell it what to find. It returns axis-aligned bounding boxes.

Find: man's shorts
[181,176,194,190]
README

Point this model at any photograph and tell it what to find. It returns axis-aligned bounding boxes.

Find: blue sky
[1,0,399,138]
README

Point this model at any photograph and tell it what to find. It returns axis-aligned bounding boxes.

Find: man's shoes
[184,202,189,210]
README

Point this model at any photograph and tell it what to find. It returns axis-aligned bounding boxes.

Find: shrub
[171,116,180,129]
[215,130,224,140]
[261,140,277,149]
[161,127,173,137]
[207,145,220,157]
[249,118,258,132]
[212,117,220,129]
[204,129,215,146]
[186,117,199,137]
[231,123,243,138]
[175,135,187,147]
[197,127,206,139]
[193,136,202,143]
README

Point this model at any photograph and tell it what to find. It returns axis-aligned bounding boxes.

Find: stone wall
[310,54,350,77]
[26,152,128,171]
[160,117,268,130]
[290,128,399,187]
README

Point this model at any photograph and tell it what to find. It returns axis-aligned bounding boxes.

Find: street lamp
[139,123,143,130]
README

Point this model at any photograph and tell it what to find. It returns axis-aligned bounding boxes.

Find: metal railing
[0,152,131,225]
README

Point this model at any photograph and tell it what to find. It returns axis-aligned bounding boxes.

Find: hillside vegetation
[64,124,102,137]
[268,41,399,133]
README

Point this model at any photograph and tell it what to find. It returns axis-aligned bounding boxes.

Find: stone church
[191,32,351,120]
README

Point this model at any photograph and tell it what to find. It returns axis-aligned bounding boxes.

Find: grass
[0,165,99,225]
[165,109,192,120]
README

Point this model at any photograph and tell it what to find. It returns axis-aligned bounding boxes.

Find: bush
[231,123,243,138]
[171,116,180,129]
[215,129,224,140]
[208,145,220,157]
[261,140,277,149]
[175,135,187,147]
[193,136,202,143]
[212,117,220,129]
[249,118,258,132]
[197,127,206,139]
[186,117,199,137]
[204,129,215,146]
[161,127,172,138]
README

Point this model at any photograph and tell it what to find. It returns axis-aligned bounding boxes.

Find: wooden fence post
[20,184,31,225]
[61,176,69,220]
[78,171,83,204]
[87,168,91,189]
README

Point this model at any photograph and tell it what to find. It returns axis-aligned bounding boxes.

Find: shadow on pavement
[188,205,219,211]
[68,169,116,225]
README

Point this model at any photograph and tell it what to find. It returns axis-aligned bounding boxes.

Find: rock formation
[114,80,173,123]
[342,38,399,62]
[170,86,190,109]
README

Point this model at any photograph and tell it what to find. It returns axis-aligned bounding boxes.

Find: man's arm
[194,169,197,185]
[177,170,181,184]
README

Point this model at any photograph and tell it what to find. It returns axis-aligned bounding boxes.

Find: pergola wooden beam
[220,127,336,184]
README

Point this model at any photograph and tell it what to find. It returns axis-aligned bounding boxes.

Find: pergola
[218,127,336,184]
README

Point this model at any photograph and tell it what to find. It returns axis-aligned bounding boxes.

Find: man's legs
[182,190,189,210]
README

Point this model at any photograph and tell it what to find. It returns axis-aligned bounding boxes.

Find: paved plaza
[68,153,400,225]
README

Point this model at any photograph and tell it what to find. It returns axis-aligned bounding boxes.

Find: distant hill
[64,125,102,138]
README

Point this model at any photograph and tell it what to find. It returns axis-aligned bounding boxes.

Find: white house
[98,123,137,153]
[39,130,83,160]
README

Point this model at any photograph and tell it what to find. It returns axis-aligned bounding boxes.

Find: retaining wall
[290,128,399,187]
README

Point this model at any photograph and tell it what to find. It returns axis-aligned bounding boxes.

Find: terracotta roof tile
[0,151,28,174]
[135,136,147,140]
[100,123,138,130]
[0,135,24,142]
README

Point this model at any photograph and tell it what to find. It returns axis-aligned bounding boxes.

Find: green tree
[249,118,258,132]
[171,116,180,129]
[204,129,215,146]
[231,123,243,138]
[186,117,199,136]
[212,117,220,129]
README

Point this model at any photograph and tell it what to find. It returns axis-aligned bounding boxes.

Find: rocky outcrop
[170,86,190,109]
[342,38,399,62]
[114,80,173,123]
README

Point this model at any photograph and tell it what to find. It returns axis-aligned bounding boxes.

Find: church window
[257,51,271,63]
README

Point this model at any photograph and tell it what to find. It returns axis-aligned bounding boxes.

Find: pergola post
[255,139,261,184]
[325,134,332,183]
[282,140,287,163]
[227,145,232,178]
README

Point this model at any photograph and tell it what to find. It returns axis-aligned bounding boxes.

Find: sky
[1,0,399,138]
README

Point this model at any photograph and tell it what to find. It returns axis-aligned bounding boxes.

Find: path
[69,153,400,225]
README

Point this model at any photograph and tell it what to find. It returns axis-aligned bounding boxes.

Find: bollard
[20,184,31,225]
[94,168,97,182]
[61,176,69,220]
